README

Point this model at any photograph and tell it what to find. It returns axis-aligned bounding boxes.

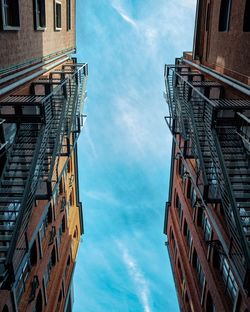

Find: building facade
[164,0,250,311]
[0,1,87,311]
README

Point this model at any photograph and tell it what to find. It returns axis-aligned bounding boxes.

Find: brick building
[164,0,250,311]
[0,1,87,311]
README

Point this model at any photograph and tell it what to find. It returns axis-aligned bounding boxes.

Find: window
[206,3,211,32]
[15,261,30,303]
[73,225,78,239]
[53,184,59,209]
[191,186,197,208]
[186,227,192,251]
[47,203,53,223]
[178,159,184,178]
[175,194,183,221]
[2,305,9,312]
[58,222,63,246]
[62,215,66,232]
[55,290,62,312]
[35,290,43,312]
[66,0,71,30]
[44,267,49,288]
[34,0,46,30]
[69,190,74,207]
[206,291,216,312]
[1,0,20,30]
[192,249,205,290]
[218,0,232,32]
[183,220,192,251]
[219,255,238,302]
[59,177,64,194]
[202,213,212,242]
[243,0,250,32]
[54,0,62,30]
[30,240,38,266]
[186,179,192,199]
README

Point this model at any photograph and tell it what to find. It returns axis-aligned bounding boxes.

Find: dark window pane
[244,0,250,31]
[219,0,231,32]
[67,0,71,30]
[2,0,20,28]
[56,2,61,29]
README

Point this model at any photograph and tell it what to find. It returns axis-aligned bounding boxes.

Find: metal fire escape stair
[164,63,250,287]
[0,121,50,278]
[0,63,87,286]
[217,128,250,240]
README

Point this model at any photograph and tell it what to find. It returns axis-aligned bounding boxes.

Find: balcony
[0,61,87,287]
[164,60,250,291]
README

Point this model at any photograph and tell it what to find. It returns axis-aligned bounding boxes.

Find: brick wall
[0,0,76,70]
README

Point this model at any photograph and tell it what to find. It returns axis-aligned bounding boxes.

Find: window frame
[33,0,46,31]
[192,250,205,291]
[243,0,250,32]
[0,0,20,31]
[66,0,71,31]
[202,212,212,242]
[218,0,232,32]
[54,0,62,31]
[219,255,238,302]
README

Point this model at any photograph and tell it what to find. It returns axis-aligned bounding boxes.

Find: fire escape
[164,60,250,291]
[0,61,87,287]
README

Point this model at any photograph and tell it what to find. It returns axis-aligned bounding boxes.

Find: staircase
[0,124,40,274]
[217,127,250,241]
[164,63,250,284]
[0,62,87,284]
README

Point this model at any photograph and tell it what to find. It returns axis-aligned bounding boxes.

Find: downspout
[183,59,250,96]
[0,56,70,96]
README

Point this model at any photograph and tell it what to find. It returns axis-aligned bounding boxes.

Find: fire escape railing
[0,62,88,285]
[164,63,250,289]
[164,65,209,198]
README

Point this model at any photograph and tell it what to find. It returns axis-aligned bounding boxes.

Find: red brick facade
[0,1,85,311]
[165,1,250,311]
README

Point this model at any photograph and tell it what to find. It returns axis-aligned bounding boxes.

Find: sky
[73,1,196,311]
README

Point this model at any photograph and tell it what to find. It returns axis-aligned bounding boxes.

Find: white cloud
[117,241,152,312]
[110,0,196,52]
[84,190,120,205]
[111,0,138,28]
[84,123,98,159]
[111,94,172,163]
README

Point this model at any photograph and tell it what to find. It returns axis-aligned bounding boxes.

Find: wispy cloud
[117,241,152,312]
[83,123,98,159]
[111,0,138,28]
[84,190,120,205]
[110,0,196,52]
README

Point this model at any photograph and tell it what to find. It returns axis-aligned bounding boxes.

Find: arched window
[69,191,74,207]
[2,305,9,312]
[73,226,78,239]
[67,255,70,266]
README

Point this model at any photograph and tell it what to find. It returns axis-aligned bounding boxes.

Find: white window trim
[54,0,62,31]
[1,0,20,31]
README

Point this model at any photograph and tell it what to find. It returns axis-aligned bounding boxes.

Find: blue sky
[74,1,196,311]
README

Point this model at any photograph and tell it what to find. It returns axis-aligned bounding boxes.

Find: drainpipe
[183,59,250,97]
[0,56,69,96]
